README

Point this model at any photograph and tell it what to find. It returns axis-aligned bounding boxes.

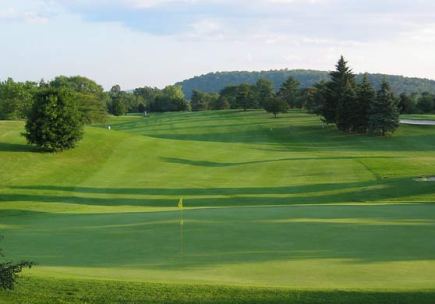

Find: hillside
[1,110,435,303]
[177,70,435,98]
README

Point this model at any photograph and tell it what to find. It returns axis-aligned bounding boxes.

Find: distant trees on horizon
[0,60,434,128]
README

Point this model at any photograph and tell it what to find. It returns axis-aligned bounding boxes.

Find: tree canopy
[263,97,289,118]
[24,88,84,152]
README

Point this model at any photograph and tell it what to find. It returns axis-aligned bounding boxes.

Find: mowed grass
[1,110,435,303]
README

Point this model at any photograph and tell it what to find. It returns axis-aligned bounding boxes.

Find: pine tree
[336,80,357,132]
[368,80,400,136]
[354,74,375,133]
[320,56,355,124]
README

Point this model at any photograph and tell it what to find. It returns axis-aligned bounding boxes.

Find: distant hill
[176,70,435,99]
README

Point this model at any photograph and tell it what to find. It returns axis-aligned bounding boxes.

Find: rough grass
[2,277,435,304]
[1,110,435,302]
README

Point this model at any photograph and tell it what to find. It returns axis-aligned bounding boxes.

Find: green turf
[1,110,435,302]
[2,277,435,304]
[401,114,435,121]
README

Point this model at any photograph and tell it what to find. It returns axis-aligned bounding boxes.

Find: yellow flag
[178,197,183,209]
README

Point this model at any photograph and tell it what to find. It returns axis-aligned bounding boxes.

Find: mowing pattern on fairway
[1,110,435,292]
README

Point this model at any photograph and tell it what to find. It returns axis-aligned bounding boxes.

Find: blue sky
[1,0,435,89]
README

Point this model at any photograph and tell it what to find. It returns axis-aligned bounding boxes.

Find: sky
[1,0,435,90]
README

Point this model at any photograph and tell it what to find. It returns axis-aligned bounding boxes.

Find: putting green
[1,110,435,291]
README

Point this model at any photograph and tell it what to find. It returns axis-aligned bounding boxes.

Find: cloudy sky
[1,0,435,89]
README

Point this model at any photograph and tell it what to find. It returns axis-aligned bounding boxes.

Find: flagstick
[180,207,184,256]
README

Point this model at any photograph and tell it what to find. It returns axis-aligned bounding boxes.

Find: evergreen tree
[320,56,355,124]
[336,80,357,132]
[24,88,84,152]
[278,77,300,108]
[368,80,400,136]
[354,74,375,133]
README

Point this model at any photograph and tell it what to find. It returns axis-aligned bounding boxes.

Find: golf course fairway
[1,110,435,303]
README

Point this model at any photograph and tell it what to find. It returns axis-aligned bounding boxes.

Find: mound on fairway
[1,110,435,303]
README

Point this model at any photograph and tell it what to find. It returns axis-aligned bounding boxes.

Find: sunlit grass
[1,110,435,303]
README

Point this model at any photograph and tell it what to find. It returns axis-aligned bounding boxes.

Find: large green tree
[353,75,375,133]
[50,76,108,123]
[190,90,218,111]
[134,86,160,110]
[0,78,37,120]
[255,79,274,107]
[108,85,127,116]
[303,82,327,115]
[417,93,434,113]
[148,85,188,112]
[336,80,357,132]
[236,84,256,111]
[24,88,84,151]
[278,77,300,108]
[368,81,400,136]
[263,97,289,118]
[321,56,356,125]
[219,86,239,109]
[398,93,417,114]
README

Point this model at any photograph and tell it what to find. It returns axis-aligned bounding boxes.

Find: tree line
[1,58,435,152]
[0,77,190,121]
[177,69,435,99]
[1,68,434,122]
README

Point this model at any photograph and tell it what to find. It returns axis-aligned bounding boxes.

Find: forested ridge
[177,70,435,98]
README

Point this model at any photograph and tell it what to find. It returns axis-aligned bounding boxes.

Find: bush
[24,88,84,152]
[0,237,34,290]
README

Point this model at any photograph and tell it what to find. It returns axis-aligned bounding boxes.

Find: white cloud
[1,0,435,89]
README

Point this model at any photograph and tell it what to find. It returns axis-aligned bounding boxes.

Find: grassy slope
[1,110,435,302]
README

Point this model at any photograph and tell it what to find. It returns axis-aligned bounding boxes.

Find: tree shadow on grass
[160,156,400,168]
[6,177,435,208]
[0,142,39,153]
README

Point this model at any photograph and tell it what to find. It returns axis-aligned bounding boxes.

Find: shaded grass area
[2,176,434,210]
[1,277,435,304]
[2,203,435,290]
[401,114,435,121]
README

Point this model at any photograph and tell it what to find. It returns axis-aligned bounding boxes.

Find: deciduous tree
[263,97,289,118]
[24,88,84,152]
